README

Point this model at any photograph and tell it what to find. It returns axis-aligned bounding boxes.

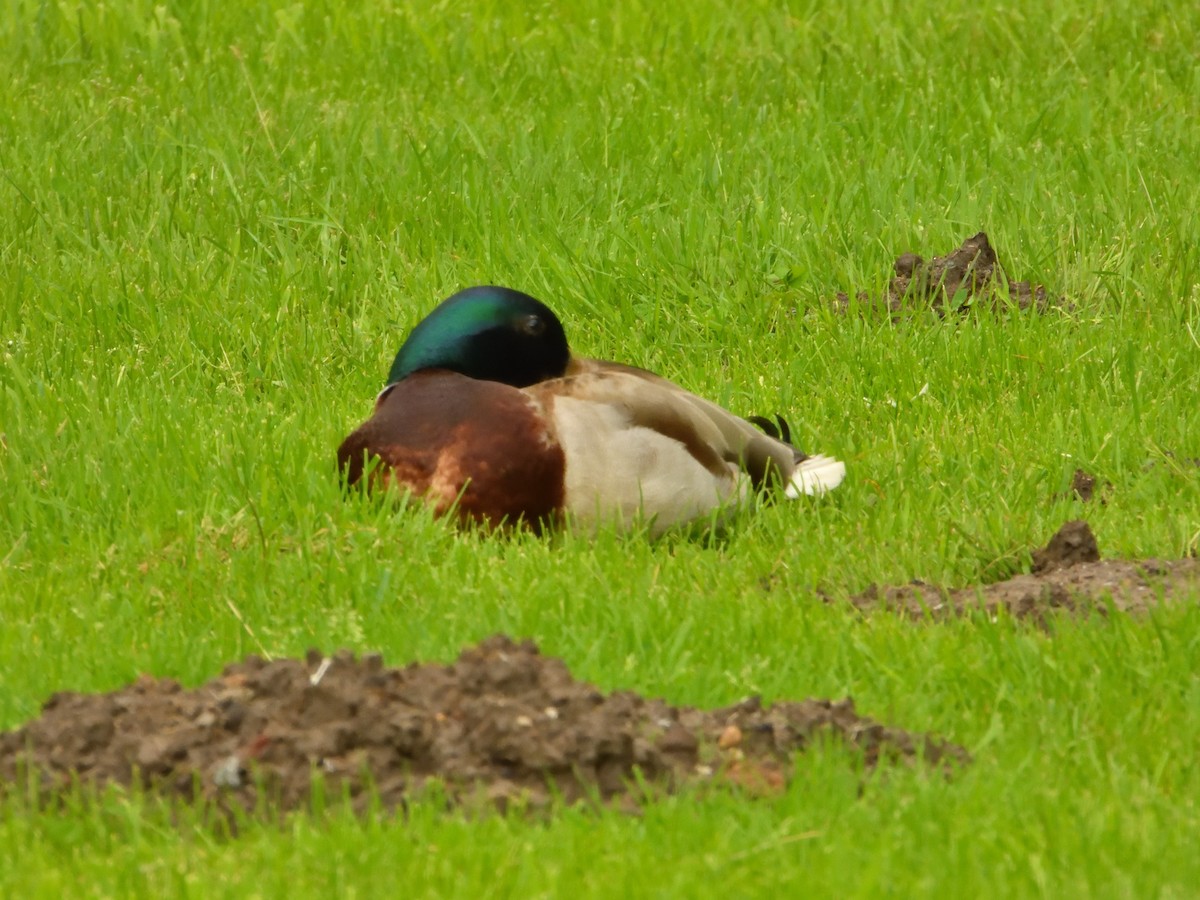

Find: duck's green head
[386,286,571,387]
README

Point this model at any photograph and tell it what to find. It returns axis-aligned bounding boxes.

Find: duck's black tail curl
[746,414,794,448]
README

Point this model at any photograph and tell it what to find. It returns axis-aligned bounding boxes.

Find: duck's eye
[518,314,546,337]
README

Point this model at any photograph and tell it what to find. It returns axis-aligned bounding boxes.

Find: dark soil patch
[0,636,967,819]
[1031,519,1100,573]
[846,521,1200,620]
[1060,468,1110,504]
[835,232,1061,318]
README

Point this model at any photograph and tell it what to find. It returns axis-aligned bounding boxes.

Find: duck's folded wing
[540,362,800,489]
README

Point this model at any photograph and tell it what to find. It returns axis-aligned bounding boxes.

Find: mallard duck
[337,286,845,535]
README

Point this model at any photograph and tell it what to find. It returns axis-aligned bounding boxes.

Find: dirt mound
[1059,468,1109,504]
[846,521,1200,620]
[835,232,1059,318]
[0,636,967,818]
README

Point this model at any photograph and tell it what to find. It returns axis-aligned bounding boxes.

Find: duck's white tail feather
[785,454,846,498]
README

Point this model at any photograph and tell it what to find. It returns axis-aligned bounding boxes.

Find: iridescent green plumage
[386,286,570,387]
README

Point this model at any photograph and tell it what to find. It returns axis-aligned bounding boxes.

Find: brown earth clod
[1071,468,1096,502]
[0,636,968,820]
[845,521,1200,620]
[835,232,1061,318]
[1068,468,1103,503]
[1031,519,1100,574]
[1051,468,1112,505]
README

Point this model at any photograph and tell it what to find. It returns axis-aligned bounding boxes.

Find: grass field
[3,0,1200,895]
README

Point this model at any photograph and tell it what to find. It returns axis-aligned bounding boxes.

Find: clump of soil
[1061,468,1108,504]
[0,636,967,819]
[846,521,1200,620]
[835,232,1059,318]
[1031,519,1100,573]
